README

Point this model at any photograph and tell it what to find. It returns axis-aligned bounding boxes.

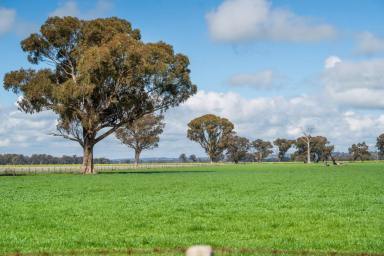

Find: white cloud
[206,0,336,43]
[0,6,36,37]
[324,56,341,69]
[50,0,113,19]
[323,57,384,109]
[0,138,10,147]
[344,111,380,132]
[50,1,79,17]
[356,32,384,55]
[163,91,383,154]
[228,69,281,88]
[1,90,383,157]
[0,7,15,35]
[0,110,56,141]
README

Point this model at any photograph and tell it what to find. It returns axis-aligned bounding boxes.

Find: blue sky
[0,0,384,159]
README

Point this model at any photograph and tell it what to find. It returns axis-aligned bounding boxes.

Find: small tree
[273,138,294,161]
[226,135,249,163]
[187,114,234,162]
[3,17,196,174]
[311,136,332,162]
[115,114,164,166]
[189,154,198,162]
[179,153,188,163]
[376,134,384,160]
[294,135,334,163]
[322,144,337,165]
[299,127,314,164]
[252,139,273,162]
[349,142,371,161]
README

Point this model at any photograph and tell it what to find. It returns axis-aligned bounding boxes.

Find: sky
[0,0,384,159]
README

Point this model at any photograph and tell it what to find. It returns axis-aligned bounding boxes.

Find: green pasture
[0,162,383,255]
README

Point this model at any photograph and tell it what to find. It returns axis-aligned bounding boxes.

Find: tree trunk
[307,140,311,164]
[81,132,96,174]
[331,155,337,165]
[134,149,141,166]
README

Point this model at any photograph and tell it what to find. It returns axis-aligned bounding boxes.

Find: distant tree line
[178,153,207,163]
[1,113,383,165]
[184,114,384,164]
[0,154,112,165]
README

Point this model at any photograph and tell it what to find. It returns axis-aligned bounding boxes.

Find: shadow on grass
[99,170,216,175]
[0,173,28,176]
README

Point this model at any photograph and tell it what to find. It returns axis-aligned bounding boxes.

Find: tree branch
[50,132,84,147]
[95,125,122,144]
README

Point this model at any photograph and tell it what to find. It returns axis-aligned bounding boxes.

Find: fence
[0,162,235,175]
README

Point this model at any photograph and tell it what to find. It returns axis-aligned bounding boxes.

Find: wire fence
[0,160,380,176]
[0,162,236,175]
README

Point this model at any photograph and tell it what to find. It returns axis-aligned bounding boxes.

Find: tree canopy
[376,134,384,160]
[115,114,165,165]
[273,138,295,161]
[3,16,196,173]
[179,153,188,163]
[252,139,273,162]
[189,154,198,162]
[187,114,234,162]
[349,142,371,161]
[294,136,334,163]
[226,135,250,163]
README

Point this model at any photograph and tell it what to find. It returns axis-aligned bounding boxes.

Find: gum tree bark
[82,143,94,174]
[134,149,141,166]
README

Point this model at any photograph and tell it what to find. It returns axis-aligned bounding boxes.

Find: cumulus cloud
[323,57,384,109]
[163,91,383,154]
[228,69,282,88]
[50,0,113,19]
[343,111,384,133]
[0,6,37,37]
[0,109,58,148]
[0,7,16,35]
[1,90,383,158]
[50,1,78,17]
[0,138,11,147]
[206,0,336,43]
[324,56,341,69]
[356,32,384,55]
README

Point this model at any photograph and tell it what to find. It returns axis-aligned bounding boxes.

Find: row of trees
[185,114,331,163]
[0,154,111,165]
[0,112,379,165]
[186,114,381,164]
[179,154,202,163]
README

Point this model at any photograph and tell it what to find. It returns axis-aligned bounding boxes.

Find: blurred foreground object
[186,245,213,256]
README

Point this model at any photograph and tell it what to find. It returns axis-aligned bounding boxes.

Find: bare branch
[50,131,84,147]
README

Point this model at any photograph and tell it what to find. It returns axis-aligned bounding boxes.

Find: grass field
[0,162,383,255]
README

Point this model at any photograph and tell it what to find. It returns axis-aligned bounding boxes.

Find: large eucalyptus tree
[3,17,196,174]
